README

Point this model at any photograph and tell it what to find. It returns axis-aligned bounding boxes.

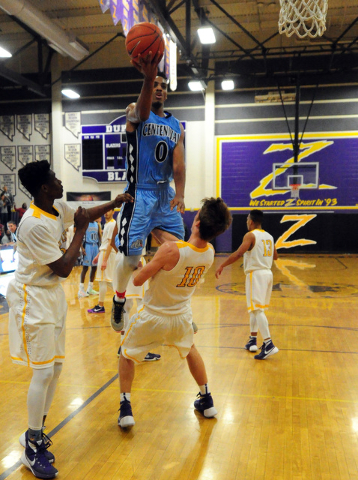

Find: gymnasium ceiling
[0,0,358,97]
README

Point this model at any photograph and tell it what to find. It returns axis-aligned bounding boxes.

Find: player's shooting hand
[131,51,163,81]
[215,265,224,279]
[74,207,90,231]
[170,195,185,213]
[113,193,134,207]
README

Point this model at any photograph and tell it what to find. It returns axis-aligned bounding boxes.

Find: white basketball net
[290,184,300,199]
[279,0,328,38]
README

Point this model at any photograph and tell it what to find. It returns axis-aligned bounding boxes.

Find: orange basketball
[125,22,165,61]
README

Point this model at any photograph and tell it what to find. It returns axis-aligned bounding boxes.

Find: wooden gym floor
[1,253,358,480]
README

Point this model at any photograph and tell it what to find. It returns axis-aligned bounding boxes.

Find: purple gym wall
[217,133,358,211]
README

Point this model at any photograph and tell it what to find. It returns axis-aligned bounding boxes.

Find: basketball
[125,22,165,61]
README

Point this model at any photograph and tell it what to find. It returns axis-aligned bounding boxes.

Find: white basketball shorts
[121,307,194,363]
[7,280,67,369]
[245,269,273,312]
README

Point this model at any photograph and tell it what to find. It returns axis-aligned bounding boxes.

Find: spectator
[0,194,8,226]
[1,186,14,222]
[14,202,27,220]
[1,228,12,245]
[7,220,17,244]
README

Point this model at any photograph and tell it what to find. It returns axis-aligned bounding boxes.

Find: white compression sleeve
[98,281,108,303]
[44,362,63,416]
[255,310,271,340]
[27,366,54,430]
[115,254,141,293]
[249,311,258,333]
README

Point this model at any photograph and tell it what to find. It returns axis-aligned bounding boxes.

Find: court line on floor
[0,373,119,480]
[3,322,358,335]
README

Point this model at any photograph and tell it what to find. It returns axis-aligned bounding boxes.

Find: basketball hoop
[290,184,300,199]
[279,0,328,38]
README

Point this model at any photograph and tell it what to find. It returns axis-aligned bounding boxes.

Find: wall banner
[217,133,358,211]
[66,191,111,209]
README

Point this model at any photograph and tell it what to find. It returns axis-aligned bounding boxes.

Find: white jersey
[14,200,75,286]
[143,240,214,316]
[99,219,116,251]
[243,229,274,274]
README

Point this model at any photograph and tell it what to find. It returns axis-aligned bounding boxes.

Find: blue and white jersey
[126,110,181,187]
[84,221,100,246]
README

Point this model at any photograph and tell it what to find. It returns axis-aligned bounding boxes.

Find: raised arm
[215,232,255,279]
[170,123,185,213]
[126,51,163,129]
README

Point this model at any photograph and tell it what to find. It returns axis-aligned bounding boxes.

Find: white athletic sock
[114,295,125,303]
[88,282,93,289]
[199,384,210,396]
[79,283,85,291]
[120,392,131,403]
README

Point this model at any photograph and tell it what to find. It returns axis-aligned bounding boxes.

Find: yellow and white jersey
[243,229,274,274]
[15,200,75,287]
[143,240,214,316]
[99,219,116,251]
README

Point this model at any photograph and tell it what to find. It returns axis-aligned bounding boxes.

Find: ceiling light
[197,27,216,45]
[222,79,235,91]
[0,46,12,58]
[188,80,205,92]
[61,89,80,99]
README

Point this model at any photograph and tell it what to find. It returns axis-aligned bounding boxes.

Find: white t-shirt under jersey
[15,200,75,286]
[243,229,274,274]
[143,240,214,316]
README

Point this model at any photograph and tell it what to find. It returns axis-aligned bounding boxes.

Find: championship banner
[217,132,358,211]
[100,0,171,87]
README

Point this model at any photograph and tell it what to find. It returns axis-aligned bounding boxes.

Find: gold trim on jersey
[176,240,213,252]
[166,344,187,359]
[121,306,144,347]
[249,272,254,311]
[21,284,30,366]
[29,202,59,220]
[31,355,65,366]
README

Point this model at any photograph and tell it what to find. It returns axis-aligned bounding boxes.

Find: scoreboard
[81,115,185,183]
[81,114,127,183]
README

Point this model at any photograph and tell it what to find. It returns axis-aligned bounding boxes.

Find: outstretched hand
[113,193,134,208]
[170,195,185,213]
[131,51,163,81]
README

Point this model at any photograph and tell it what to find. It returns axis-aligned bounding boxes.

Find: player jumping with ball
[111,49,186,332]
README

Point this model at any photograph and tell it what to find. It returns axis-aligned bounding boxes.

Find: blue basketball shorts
[117,185,184,256]
[82,244,99,266]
